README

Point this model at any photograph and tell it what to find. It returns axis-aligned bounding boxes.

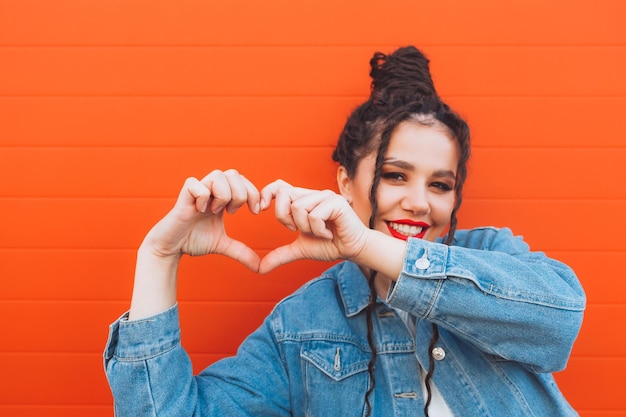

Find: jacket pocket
[301,340,371,416]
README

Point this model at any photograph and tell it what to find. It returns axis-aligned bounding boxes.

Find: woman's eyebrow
[383,159,414,170]
[383,159,457,179]
[433,170,457,180]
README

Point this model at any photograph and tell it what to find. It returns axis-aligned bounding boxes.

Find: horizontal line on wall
[1,95,625,100]
[1,147,625,153]
[569,355,626,360]
[0,145,337,150]
[465,198,626,202]
[2,94,625,99]
[0,247,136,252]
[585,303,626,307]
[0,351,236,358]
[1,93,625,97]
[0,351,105,356]
[2,145,626,150]
[0,405,112,409]
[469,146,626,150]
[1,44,625,48]
[0,94,369,99]
[0,299,278,305]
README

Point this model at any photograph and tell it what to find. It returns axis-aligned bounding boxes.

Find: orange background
[1,1,625,415]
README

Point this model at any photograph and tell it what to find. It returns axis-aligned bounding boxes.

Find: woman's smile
[386,220,429,240]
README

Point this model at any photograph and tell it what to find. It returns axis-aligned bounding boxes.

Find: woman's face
[338,120,459,242]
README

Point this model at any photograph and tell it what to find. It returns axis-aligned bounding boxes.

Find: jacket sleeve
[386,227,586,373]
[103,304,291,417]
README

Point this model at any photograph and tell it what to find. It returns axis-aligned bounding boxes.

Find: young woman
[104,47,585,416]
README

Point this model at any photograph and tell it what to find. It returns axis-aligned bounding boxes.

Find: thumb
[220,238,261,272]
[258,244,302,274]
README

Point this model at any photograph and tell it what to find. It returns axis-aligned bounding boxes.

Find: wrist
[352,229,406,281]
[137,241,182,266]
[129,245,181,321]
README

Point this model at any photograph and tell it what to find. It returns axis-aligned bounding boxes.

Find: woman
[104,46,585,416]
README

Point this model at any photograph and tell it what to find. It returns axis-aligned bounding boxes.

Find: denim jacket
[104,227,585,416]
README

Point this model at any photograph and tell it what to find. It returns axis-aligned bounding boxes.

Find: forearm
[128,244,180,320]
[387,229,586,371]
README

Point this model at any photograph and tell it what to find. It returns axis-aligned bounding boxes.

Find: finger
[306,207,334,240]
[290,190,337,239]
[220,237,261,272]
[178,177,211,213]
[241,175,261,215]
[258,244,302,274]
[305,190,347,239]
[289,197,313,235]
[273,187,298,232]
[259,179,293,211]
[201,171,232,214]
[223,169,249,214]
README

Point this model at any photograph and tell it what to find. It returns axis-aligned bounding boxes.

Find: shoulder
[280,263,344,305]
[269,262,340,305]
[266,262,361,340]
[449,226,530,253]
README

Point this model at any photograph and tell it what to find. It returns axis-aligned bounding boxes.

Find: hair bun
[369,46,438,106]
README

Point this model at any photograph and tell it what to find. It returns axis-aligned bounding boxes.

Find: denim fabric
[104,227,585,416]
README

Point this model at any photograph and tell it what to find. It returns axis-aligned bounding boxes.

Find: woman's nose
[401,186,430,215]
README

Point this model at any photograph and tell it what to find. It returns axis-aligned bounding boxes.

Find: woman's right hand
[141,169,262,271]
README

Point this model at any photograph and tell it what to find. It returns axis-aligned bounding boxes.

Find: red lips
[386,220,430,240]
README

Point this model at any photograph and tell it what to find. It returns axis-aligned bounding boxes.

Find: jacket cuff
[386,239,448,317]
[104,304,181,361]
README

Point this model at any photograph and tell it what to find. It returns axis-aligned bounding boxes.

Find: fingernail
[254,202,260,214]
[260,199,266,210]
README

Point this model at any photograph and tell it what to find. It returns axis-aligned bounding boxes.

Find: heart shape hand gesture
[140,169,370,274]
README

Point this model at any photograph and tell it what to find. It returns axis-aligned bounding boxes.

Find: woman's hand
[141,169,262,271]
[258,180,370,273]
[129,170,262,320]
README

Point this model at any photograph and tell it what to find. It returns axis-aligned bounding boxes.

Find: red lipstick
[386,220,429,240]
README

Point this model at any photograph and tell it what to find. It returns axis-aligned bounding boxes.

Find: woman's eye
[432,182,453,191]
[382,172,406,181]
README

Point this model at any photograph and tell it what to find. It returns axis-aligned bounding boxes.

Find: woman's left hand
[258,180,369,273]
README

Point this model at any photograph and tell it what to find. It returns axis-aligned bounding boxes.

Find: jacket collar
[335,261,372,318]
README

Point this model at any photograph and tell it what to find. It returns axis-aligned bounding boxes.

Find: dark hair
[332,46,439,178]
[332,46,471,417]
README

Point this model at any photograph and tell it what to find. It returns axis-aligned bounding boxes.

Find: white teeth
[389,222,423,236]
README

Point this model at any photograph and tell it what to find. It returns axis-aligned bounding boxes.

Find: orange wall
[1,1,625,415]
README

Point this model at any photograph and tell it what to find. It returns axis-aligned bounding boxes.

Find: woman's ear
[336,166,353,203]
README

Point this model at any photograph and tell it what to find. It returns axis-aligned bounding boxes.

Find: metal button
[414,253,430,270]
[394,392,419,399]
[432,347,446,361]
[334,347,341,371]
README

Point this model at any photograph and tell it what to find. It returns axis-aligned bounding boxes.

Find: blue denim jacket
[104,227,585,416]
